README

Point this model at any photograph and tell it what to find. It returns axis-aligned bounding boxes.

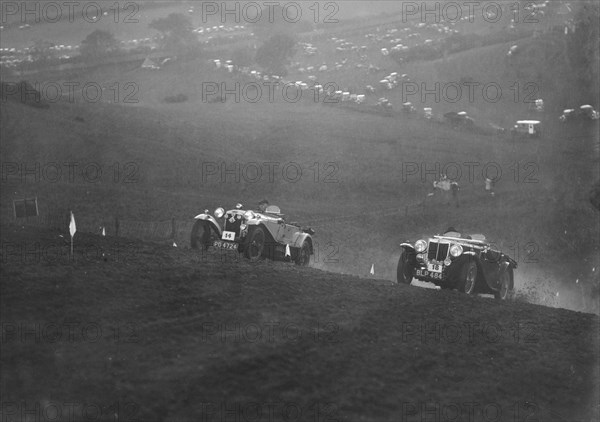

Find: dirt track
[1,225,598,421]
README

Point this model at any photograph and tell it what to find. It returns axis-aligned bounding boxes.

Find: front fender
[194,213,222,236]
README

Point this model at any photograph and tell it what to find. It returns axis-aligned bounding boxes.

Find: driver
[443,227,461,238]
[258,199,269,213]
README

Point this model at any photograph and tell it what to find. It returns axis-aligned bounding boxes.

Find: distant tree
[567,1,599,100]
[30,40,56,63]
[231,47,254,67]
[149,13,199,55]
[255,33,296,76]
[80,30,120,62]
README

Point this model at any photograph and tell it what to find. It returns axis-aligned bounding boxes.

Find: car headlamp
[244,210,255,220]
[214,207,225,218]
[415,239,427,253]
[450,244,463,257]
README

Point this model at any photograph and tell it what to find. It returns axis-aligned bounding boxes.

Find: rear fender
[194,214,222,236]
[450,253,485,284]
[290,232,313,253]
[498,260,515,290]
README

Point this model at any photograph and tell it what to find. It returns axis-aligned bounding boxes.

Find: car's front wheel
[295,242,311,266]
[494,268,513,300]
[396,248,414,285]
[458,260,478,294]
[190,220,211,250]
[244,227,266,261]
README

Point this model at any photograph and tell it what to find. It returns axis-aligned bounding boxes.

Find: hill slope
[1,225,599,421]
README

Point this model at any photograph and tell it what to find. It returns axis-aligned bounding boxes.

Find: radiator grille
[427,241,449,261]
[224,214,243,236]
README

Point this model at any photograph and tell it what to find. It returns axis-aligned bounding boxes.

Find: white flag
[69,211,76,237]
[285,244,291,257]
[370,264,374,275]
[101,227,106,236]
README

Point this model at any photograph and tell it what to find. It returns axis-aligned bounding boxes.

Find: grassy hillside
[1,225,599,421]
[1,74,598,313]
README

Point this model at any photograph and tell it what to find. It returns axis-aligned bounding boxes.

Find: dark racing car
[397,229,517,300]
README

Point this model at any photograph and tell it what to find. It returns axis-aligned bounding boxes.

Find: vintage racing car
[190,203,314,265]
[397,230,517,300]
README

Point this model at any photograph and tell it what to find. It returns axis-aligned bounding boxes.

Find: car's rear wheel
[190,220,211,250]
[397,249,414,285]
[244,227,266,261]
[458,260,478,294]
[295,242,311,266]
[494,268,513,300]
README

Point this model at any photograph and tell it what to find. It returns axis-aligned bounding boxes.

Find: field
[1,1,599,421]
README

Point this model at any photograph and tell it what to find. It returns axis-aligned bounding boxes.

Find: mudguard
[290,232,313,252]
[193,213,222,236]
[245,220,281,241]
[496,261,514,290]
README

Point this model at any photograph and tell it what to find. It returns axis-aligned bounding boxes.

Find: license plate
[222,231,235,241]
[427,263,442,273]
[213,240,238,250]
[416,269,443,280]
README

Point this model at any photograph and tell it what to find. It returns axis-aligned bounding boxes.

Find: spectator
[451,181,460,207]
[485,178,495,196]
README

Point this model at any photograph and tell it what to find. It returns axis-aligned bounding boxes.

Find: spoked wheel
[396,249,414,285]
[494,268,513,300]
[190,220,211,250]
[295,242,311,266]
[244,227,266,261]
[458,260,478,295]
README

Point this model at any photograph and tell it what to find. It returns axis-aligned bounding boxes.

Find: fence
[11,210,196,248]
[8,199,431,249]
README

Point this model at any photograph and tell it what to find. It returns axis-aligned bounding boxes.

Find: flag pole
[69,211,77,261]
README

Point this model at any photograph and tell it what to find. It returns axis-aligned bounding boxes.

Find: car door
[278,223,298,246]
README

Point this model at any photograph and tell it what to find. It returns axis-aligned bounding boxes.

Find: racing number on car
[222,231,235,241]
